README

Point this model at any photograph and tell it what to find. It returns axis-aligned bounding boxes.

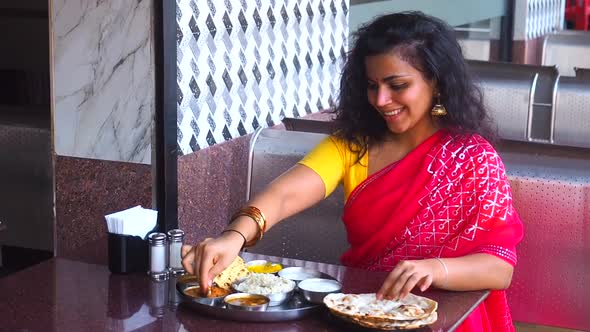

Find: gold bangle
[230,206,267,247]
[251,206,267,232]
[237,206,267,233]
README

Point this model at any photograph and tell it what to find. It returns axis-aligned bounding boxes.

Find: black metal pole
[500,0,515,62]
[154,0,178,232]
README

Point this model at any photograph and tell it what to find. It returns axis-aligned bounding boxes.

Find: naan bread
[323,293,437,322]
[213,256,250,290]
[331,309,438,330]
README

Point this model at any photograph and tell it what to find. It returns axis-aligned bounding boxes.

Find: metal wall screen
[513,0,565,40]
[176,0,349,155]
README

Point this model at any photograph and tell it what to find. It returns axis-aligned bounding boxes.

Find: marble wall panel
[51,0,154,164]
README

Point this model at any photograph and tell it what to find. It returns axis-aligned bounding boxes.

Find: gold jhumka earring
[431,93,447,117]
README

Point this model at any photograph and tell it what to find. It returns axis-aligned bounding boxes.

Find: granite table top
[0,252,488,332]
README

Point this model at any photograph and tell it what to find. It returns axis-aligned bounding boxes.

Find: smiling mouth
[382,108,403,117]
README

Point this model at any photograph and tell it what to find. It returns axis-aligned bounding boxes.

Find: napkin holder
[108,232,150,274]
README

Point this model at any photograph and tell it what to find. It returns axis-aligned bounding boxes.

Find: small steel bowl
[182,285,229,306]
[176,274,199,285]
[265,288,295,306]
[297,278,342,304]
[224,293,270,311]
[278,267,322,285]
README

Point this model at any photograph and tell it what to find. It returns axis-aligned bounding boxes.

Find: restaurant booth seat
[245,100,590,330]
[541,31,590,77]
[575,67,590,80]
[246,64,590,329]
[248,61,590,331]
[245,128,348,265]
[467,60,559,144]
[552,74,590,148]
[498,143,590,331]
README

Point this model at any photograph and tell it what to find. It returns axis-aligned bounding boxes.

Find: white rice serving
[234,273,295,295]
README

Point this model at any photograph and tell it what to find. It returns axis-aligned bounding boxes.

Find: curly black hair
[332,11,496,157]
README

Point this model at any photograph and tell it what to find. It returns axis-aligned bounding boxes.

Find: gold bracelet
[238,206,267,233]
[230,206,267,247]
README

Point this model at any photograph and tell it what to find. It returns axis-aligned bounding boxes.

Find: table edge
[447,290,490,332]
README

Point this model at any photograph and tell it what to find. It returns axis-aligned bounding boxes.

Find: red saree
[341,131,524,332]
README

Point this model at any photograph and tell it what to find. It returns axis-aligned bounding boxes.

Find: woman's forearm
[433,253,514,291]
[226,164,326,243]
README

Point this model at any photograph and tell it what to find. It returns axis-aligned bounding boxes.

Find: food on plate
[226,294,269,306]
[183,286,203,298]
[208,285,232,298]
[213,256,251,290]
[324,293,437,320]
[224,293,270,311]
[246,260,283,274]
[323,293,438,330]
[233,273,296,295]
[331,309,438,330]
[183,285,231,298]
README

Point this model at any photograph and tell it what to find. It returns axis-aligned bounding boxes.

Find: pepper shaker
[167,229,185,275]
[148,233,169,281]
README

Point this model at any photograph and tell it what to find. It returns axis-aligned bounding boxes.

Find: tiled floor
[515,322,586,332]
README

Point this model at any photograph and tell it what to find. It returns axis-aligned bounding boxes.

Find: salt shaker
[148,278,169,318]
[148,232,169,281]
[167,229,185,275]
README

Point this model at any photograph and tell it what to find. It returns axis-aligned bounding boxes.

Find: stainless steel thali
[177,270,337,322]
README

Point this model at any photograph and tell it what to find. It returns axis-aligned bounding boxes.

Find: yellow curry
[247,262,283,274]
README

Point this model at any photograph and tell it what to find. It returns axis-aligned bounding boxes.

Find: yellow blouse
[298,136,368,201]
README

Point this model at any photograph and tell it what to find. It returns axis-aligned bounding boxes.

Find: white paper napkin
[104,206,158,238]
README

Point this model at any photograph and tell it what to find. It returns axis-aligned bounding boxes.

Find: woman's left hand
[377,259,443,301]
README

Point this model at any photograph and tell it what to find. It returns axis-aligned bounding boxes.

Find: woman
[182,12,524,332]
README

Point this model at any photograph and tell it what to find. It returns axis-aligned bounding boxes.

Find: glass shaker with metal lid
[148,232,169,281]
[167,229,185,275]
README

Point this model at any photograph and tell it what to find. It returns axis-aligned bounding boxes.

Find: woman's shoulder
[324,135,366,167]
[326,135,363,152]
[446,131,495,149]
[445,131,501,162]
[308,135,357,159]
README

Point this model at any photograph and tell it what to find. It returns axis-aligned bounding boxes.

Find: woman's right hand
[181,231,244,294]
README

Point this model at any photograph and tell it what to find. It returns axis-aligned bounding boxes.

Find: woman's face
[365,52,437,139]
